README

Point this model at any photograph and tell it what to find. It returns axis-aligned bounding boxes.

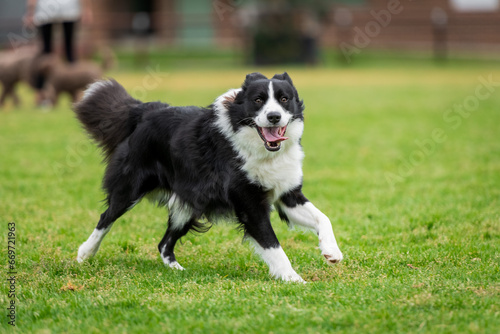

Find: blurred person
[23,0,93,106]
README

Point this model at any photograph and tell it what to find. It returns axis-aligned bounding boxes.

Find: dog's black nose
[267,112,281,124]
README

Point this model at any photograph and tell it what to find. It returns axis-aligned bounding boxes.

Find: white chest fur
[230,121,305,203]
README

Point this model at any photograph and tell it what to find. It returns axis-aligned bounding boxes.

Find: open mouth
[257,126,288,152]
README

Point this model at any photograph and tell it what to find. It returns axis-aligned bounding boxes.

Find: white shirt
[34,0,82,26]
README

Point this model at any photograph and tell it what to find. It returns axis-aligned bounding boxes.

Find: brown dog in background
[35,48,114,106]
[0,47,38,107]
[0,47,114,108]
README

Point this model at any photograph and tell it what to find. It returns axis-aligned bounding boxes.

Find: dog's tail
[74,79,142,159]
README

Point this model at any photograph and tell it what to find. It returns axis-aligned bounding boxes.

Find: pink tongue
[261,127,288,142]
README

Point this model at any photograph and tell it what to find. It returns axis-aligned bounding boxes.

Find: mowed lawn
[0,63,499,333]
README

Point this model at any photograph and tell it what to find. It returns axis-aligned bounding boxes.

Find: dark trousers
[35,21,76,90]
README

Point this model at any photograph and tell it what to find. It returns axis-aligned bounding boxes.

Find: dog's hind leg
[12,90,20,107]
[0,84,12,106]
[77,192,140,263]
[157,218,196,271]
[158,195,199,270]
[276,187,343,265]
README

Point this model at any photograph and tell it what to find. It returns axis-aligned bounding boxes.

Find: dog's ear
[242,72,267,89]
[272,72,294,86]
[220,89,241,109]
[273,72,302,106]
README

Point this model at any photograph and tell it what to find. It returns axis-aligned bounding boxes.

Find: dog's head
[215,72,304,153]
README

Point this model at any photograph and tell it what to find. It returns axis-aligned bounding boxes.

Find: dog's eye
[280,97,288,103]
[255,98,263,104]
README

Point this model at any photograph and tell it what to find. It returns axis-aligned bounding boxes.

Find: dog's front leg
[277,188,343,264]
[248,237,305,283]
[231,187,305,282]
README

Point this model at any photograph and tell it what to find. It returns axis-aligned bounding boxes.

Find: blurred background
[1,3,499,332]
[1,0,500,68]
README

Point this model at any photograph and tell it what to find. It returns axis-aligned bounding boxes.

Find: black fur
[276,186,309,224]
[74,72,308,268]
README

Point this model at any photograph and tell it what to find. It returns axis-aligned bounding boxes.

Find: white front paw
[273,269,306,283]
[322,246,343,265]
[284,272,306,283]
[77,242,98,263]
[167,261,185,271]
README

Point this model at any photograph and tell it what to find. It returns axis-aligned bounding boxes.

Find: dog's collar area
[257,126,288,152]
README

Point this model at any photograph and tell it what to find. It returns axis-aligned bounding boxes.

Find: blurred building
[1,0,500,58]
[326,0,500,55]
[89,0,238,48]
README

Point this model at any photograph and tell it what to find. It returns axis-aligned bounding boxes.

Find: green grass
[108,47,500,71]
[0,61,499,333]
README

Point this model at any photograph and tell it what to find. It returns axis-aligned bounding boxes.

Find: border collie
[74,72,343,282]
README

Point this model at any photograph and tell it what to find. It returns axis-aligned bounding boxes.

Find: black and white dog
[75,72,343,282]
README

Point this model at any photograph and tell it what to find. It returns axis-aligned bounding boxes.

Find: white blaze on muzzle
[255,82,292,152]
